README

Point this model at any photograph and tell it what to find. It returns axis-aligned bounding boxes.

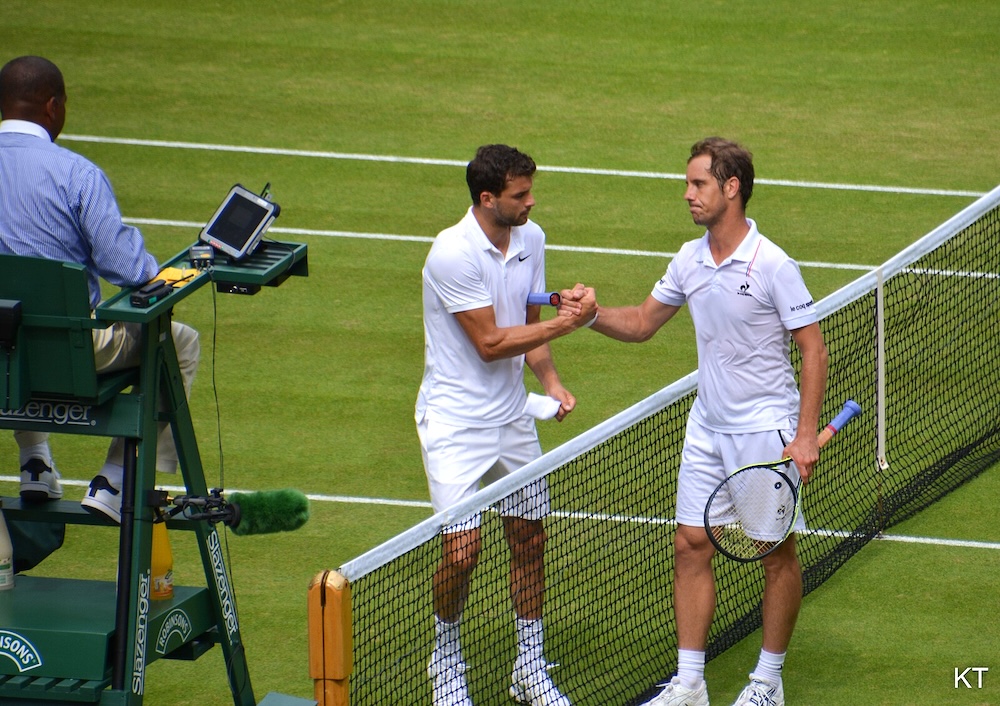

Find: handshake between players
[555,283,598,327]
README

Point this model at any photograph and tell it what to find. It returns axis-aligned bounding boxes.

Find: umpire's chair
[0,253,308,706]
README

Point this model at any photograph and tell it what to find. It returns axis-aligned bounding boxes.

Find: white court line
[868,533,1000,550]
[550,509,1000,550]
[124,217,877,272]
[60,134,987,199]
[2,476,995,549]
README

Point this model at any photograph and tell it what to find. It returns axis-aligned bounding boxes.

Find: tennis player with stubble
[567,138,828,706]
[417,144,597,706]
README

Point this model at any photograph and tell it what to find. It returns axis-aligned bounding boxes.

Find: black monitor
[199,184,280,261]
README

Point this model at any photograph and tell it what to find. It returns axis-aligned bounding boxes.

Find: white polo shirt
[652,219,818,433]
[416,207,546,428]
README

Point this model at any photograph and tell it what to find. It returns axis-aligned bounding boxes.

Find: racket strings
[706,464,799,561]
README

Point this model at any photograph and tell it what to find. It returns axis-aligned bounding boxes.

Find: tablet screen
[199,185,279,260]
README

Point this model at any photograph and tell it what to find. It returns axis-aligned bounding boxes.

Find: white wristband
[582,310,599,328]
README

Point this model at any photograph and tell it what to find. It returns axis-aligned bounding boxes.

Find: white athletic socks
[433,615,463,666]
[753,649,786,685]
[435,616,547,672]
[97,461,124,487]
[677,648,706,689]
[17,442,52,468]
[515,617,544,672]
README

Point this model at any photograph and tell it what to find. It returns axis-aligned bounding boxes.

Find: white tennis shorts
[417,414,548,533]
[676,416,807,533]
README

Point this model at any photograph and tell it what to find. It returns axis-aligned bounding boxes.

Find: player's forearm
[525,344,561,391]
[590,306,657,342]
[475,315,582,362]
[789,322,829,438]
[797,346,829,437]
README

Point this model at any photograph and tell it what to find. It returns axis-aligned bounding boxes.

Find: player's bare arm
[453,290,597,364]
[525,345,575,421]
[590,294,680,342]
[783,322,829,482]
[522,304,576,421]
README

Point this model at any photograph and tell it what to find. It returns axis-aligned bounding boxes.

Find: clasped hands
[556,283,598,328]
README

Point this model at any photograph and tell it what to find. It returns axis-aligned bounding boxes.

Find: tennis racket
[704,399,862,562]
[527,291,562,306]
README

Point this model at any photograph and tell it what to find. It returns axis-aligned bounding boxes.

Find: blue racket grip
[827,399,862,434]
[527,292,561,306]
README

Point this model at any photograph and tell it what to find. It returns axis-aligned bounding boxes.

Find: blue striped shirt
[0,120,158,308]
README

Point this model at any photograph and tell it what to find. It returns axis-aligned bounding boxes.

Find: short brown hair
[689,137,754,208]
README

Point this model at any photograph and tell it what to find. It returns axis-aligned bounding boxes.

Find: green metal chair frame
[0,255,136,410]
[0,253,252,706]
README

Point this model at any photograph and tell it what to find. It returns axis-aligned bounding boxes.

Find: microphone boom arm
[151,488,242,528]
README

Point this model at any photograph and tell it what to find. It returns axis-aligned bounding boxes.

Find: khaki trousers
[14,319,200,473]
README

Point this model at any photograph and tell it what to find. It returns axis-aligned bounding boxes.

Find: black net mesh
[344,198,1000,706]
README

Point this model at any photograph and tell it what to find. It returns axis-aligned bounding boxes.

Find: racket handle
[817,399,862,447]
[527,292,561,306]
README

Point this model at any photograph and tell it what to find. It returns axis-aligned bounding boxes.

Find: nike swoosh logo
[518,254,530,262]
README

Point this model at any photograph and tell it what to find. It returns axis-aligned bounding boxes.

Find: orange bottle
[151,515,174,600]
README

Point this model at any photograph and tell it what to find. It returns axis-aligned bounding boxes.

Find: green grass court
[2,1,999,704]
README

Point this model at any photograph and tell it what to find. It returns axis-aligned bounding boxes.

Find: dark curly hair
[466,144,536,205]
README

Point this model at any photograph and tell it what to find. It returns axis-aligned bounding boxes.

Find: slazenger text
[208,531,239,638]
[0,400,93,426]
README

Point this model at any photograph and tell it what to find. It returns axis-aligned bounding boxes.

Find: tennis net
[336,184,1000,705]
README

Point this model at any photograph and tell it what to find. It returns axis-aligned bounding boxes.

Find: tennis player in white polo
[572,138,829,706]
[417,144,597,706]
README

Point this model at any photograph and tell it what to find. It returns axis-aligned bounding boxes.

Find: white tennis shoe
[81,474,122,524]
[510,664,571,706]
[427,657,472,706]
[731,674,783,706]
[644,676,709,706]
[19,458,63,502]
